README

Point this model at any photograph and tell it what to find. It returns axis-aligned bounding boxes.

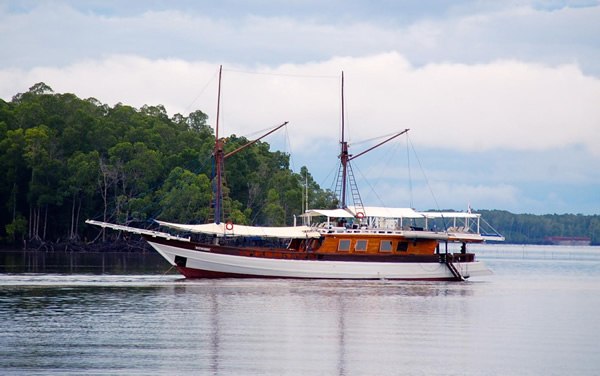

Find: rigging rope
[223,68,338,79]
[284,125,296,172]
[351,131,408,147]
[184,68,220,115]
[406,134,448,230]
[352,163,386,207]
[406,135,413,208]
[407,134,441,211]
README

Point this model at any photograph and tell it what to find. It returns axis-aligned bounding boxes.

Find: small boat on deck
[87,69,502,281]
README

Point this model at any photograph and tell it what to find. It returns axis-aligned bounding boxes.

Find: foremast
[210,65,289,224]
[213,66,224,224]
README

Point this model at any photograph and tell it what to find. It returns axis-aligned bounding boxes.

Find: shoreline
[0,246,172,274]
[1,238,152,253]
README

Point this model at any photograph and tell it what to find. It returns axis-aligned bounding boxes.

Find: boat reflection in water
[3,249,598,375]
[164,279,477,375]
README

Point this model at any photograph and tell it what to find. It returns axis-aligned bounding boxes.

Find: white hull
[148,241,492,280]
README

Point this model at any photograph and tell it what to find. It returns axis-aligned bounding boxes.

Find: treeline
[477,210,600,245]
[0,83,335,247]
[1,84,598,248]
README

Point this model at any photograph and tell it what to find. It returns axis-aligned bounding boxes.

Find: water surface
[1,245,599,375]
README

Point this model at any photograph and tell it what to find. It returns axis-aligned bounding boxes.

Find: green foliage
[1,83,597,246]
[157,167,211,223]
[5,214,27,242]
[67,151,100,196]
[263,189,286,226]
[0,82,336,245]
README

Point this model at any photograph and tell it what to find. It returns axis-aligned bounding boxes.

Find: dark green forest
[0,83,335,247]
[0,83,598,248]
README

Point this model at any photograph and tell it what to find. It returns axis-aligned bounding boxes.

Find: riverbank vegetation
[0,83,334,248]
[0,84,598,248]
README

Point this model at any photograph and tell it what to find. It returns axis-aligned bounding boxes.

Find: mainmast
[337,71,364,217]
[340,71,349,208]
[335,71,410,216]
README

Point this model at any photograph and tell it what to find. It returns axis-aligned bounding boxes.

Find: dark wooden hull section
[144,235,475,265]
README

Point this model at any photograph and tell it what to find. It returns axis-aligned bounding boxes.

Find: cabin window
[338,239,351,251]
[355,240,368,252]
[379,240,392,252]
[396,242,408,252]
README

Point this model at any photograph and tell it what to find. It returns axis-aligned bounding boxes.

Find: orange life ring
[356,212,365,219]
[225,222,234,231]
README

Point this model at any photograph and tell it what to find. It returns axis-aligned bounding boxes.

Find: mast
[213,65,224,224]
[340,71,349,208]
[335,71,411,217]
[210,65,290,224]
[337,71,362,215]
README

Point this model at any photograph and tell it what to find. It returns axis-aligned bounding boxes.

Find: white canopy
[419,212,481,219]
[301,206,479,221]
[302,206,424,219]
[350,206,424,219]
[155,220,320,239]
[300,208,355,218]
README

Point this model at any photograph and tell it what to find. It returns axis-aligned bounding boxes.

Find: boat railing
[446,226,473,233]
[439,252,475,263]
[311,224,447,237]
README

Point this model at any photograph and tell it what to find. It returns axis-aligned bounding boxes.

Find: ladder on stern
[441,254,465,281]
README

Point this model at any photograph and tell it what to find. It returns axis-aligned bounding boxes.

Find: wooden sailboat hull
[147,239,492,281]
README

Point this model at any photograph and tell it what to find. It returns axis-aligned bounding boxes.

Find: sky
[1,0,599,215]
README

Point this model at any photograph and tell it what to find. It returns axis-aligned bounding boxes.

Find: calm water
[1,245,599,375]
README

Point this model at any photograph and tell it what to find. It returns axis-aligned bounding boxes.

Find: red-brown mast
[336,72,410,215]
[340,71,349,208]
[211,65,289,224]
[214,65,224,224]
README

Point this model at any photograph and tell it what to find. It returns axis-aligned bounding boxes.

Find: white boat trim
[448,232,485,242]
[481,234,506,242]
[148,240,492,280]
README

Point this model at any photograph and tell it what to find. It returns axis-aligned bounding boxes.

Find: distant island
[474,210,598,245]
[545,236,591,246]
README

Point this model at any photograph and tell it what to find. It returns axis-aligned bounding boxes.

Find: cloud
[1,1,598,214]
[2,2,599,74]
[403,60,600,155]
[356,178,521,212]
[2,52,599,158]
[431,182,522,212]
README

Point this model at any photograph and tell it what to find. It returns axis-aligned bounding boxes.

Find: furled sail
[155,220,320,239]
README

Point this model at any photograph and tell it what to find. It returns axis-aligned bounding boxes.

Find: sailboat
[87,68,501,281]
